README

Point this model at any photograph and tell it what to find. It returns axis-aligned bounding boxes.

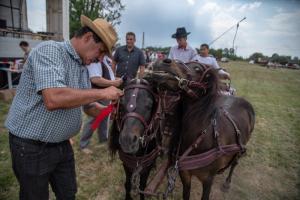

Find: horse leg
[201,175,215,200]
[139,167,152,200]
[221,157,239,192]
[124,167,133,200]
[179,171,192,200]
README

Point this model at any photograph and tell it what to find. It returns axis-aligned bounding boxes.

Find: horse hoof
[221,182,231,193]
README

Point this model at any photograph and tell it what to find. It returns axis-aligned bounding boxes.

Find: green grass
[0,61,299,200]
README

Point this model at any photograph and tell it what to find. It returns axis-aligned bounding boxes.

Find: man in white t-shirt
[168,27,197,63]
[80,53,122,152]
[193,43,230,80]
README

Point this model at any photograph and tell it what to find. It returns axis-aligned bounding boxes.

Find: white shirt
[86,55,115,80]
[168,44,197,63]
[192,55,230,77]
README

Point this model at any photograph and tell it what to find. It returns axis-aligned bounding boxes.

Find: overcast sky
[27,0,300,58]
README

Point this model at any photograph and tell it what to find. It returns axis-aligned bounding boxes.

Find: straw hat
[80,15,117,55]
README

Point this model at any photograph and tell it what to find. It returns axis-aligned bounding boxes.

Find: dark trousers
[9,133,77,200]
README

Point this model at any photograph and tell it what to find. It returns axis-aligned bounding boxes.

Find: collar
[177,44,190,50]
[123,45,136,52]
[65,40,82,64]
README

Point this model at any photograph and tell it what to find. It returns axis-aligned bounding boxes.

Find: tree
[223,48,229,57]
[277,55,289,65]
[215,49,223,60]
[70,0,125,37]
[292,56,299,64]
[249,52,265,62]
[270,53,280,62]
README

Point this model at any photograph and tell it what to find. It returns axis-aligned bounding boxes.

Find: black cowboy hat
[171,27,191,38]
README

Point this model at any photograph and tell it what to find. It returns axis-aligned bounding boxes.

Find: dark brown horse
[109,78,161,200]
[144,59,255,200]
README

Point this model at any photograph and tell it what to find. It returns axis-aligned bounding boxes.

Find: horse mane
[183,66,220,125]
[108,116,120,159]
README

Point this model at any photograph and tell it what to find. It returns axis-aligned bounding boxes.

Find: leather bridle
[116,79,160,146]
[174,60,212,98]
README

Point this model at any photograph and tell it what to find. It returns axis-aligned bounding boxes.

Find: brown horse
[109,78,161,200]
[144,59,255,200]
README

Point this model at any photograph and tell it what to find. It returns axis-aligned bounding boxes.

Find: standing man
[193,43,230,80]
[168,27,197,63]
[19,40,31,62]
[80,50,123,153]
[112,32,146,80]
[5,15,123,200]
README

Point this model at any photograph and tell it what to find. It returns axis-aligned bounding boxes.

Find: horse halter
[117,79,159,146]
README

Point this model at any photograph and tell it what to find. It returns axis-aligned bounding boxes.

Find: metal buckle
[175,76,189,89]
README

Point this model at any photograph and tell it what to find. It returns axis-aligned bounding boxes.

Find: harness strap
[178,129,207,162]
[121,112,148,129]
[118,146,161,172]
[222,109,245,152]
[178,144,241,170]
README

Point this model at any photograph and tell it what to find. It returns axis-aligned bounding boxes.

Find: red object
[91,104,115,131]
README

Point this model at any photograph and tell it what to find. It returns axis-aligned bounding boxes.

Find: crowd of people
[5,15,230,200]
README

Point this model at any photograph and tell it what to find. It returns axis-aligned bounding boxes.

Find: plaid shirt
[5,40,90,143]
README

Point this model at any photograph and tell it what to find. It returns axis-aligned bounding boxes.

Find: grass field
[0,61,300,200]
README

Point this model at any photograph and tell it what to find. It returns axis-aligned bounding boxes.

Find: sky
[27,0,300,58]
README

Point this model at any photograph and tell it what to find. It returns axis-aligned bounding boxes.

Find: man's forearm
[112,60,117,73]
[91,77,116,87]
[42,87,108,110]
[138,65,145,78]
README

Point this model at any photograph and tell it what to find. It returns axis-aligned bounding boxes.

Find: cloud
[186,0,195,6]
[238,2,262,12]
[197,1,255,50]
[264,10,300,36]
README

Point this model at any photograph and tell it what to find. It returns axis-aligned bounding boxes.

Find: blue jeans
[9,133,77,200]
[80,100,109,149]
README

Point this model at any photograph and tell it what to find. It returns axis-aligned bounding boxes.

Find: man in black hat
[168,27,197,63]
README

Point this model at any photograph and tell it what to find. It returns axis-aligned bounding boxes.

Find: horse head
[144,59,219,100]
[117,78,158,154]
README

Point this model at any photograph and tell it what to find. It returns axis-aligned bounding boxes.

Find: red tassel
[91,104,115,131]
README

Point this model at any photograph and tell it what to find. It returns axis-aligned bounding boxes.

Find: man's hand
[223,73,231,80]
[101,86,123,101]
[113,78,123,87]
[94,102,107,110]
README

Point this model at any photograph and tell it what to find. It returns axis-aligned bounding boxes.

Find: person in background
[112,32,146,79]
[168,27,197,63]
[145,49,152,63]
[5,15,123,200]
[80,50,123,154]
[19,40,31,62]
[193,43,230,80]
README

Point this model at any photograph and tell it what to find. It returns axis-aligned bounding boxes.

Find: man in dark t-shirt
[112,32,145,79]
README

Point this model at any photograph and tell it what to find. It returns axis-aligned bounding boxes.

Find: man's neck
[127,45,134,52]
[178,43,187,49]
[70,38,81,57]
[200,54,209,57]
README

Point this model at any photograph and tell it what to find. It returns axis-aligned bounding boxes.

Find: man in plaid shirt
[5,15,123,200]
